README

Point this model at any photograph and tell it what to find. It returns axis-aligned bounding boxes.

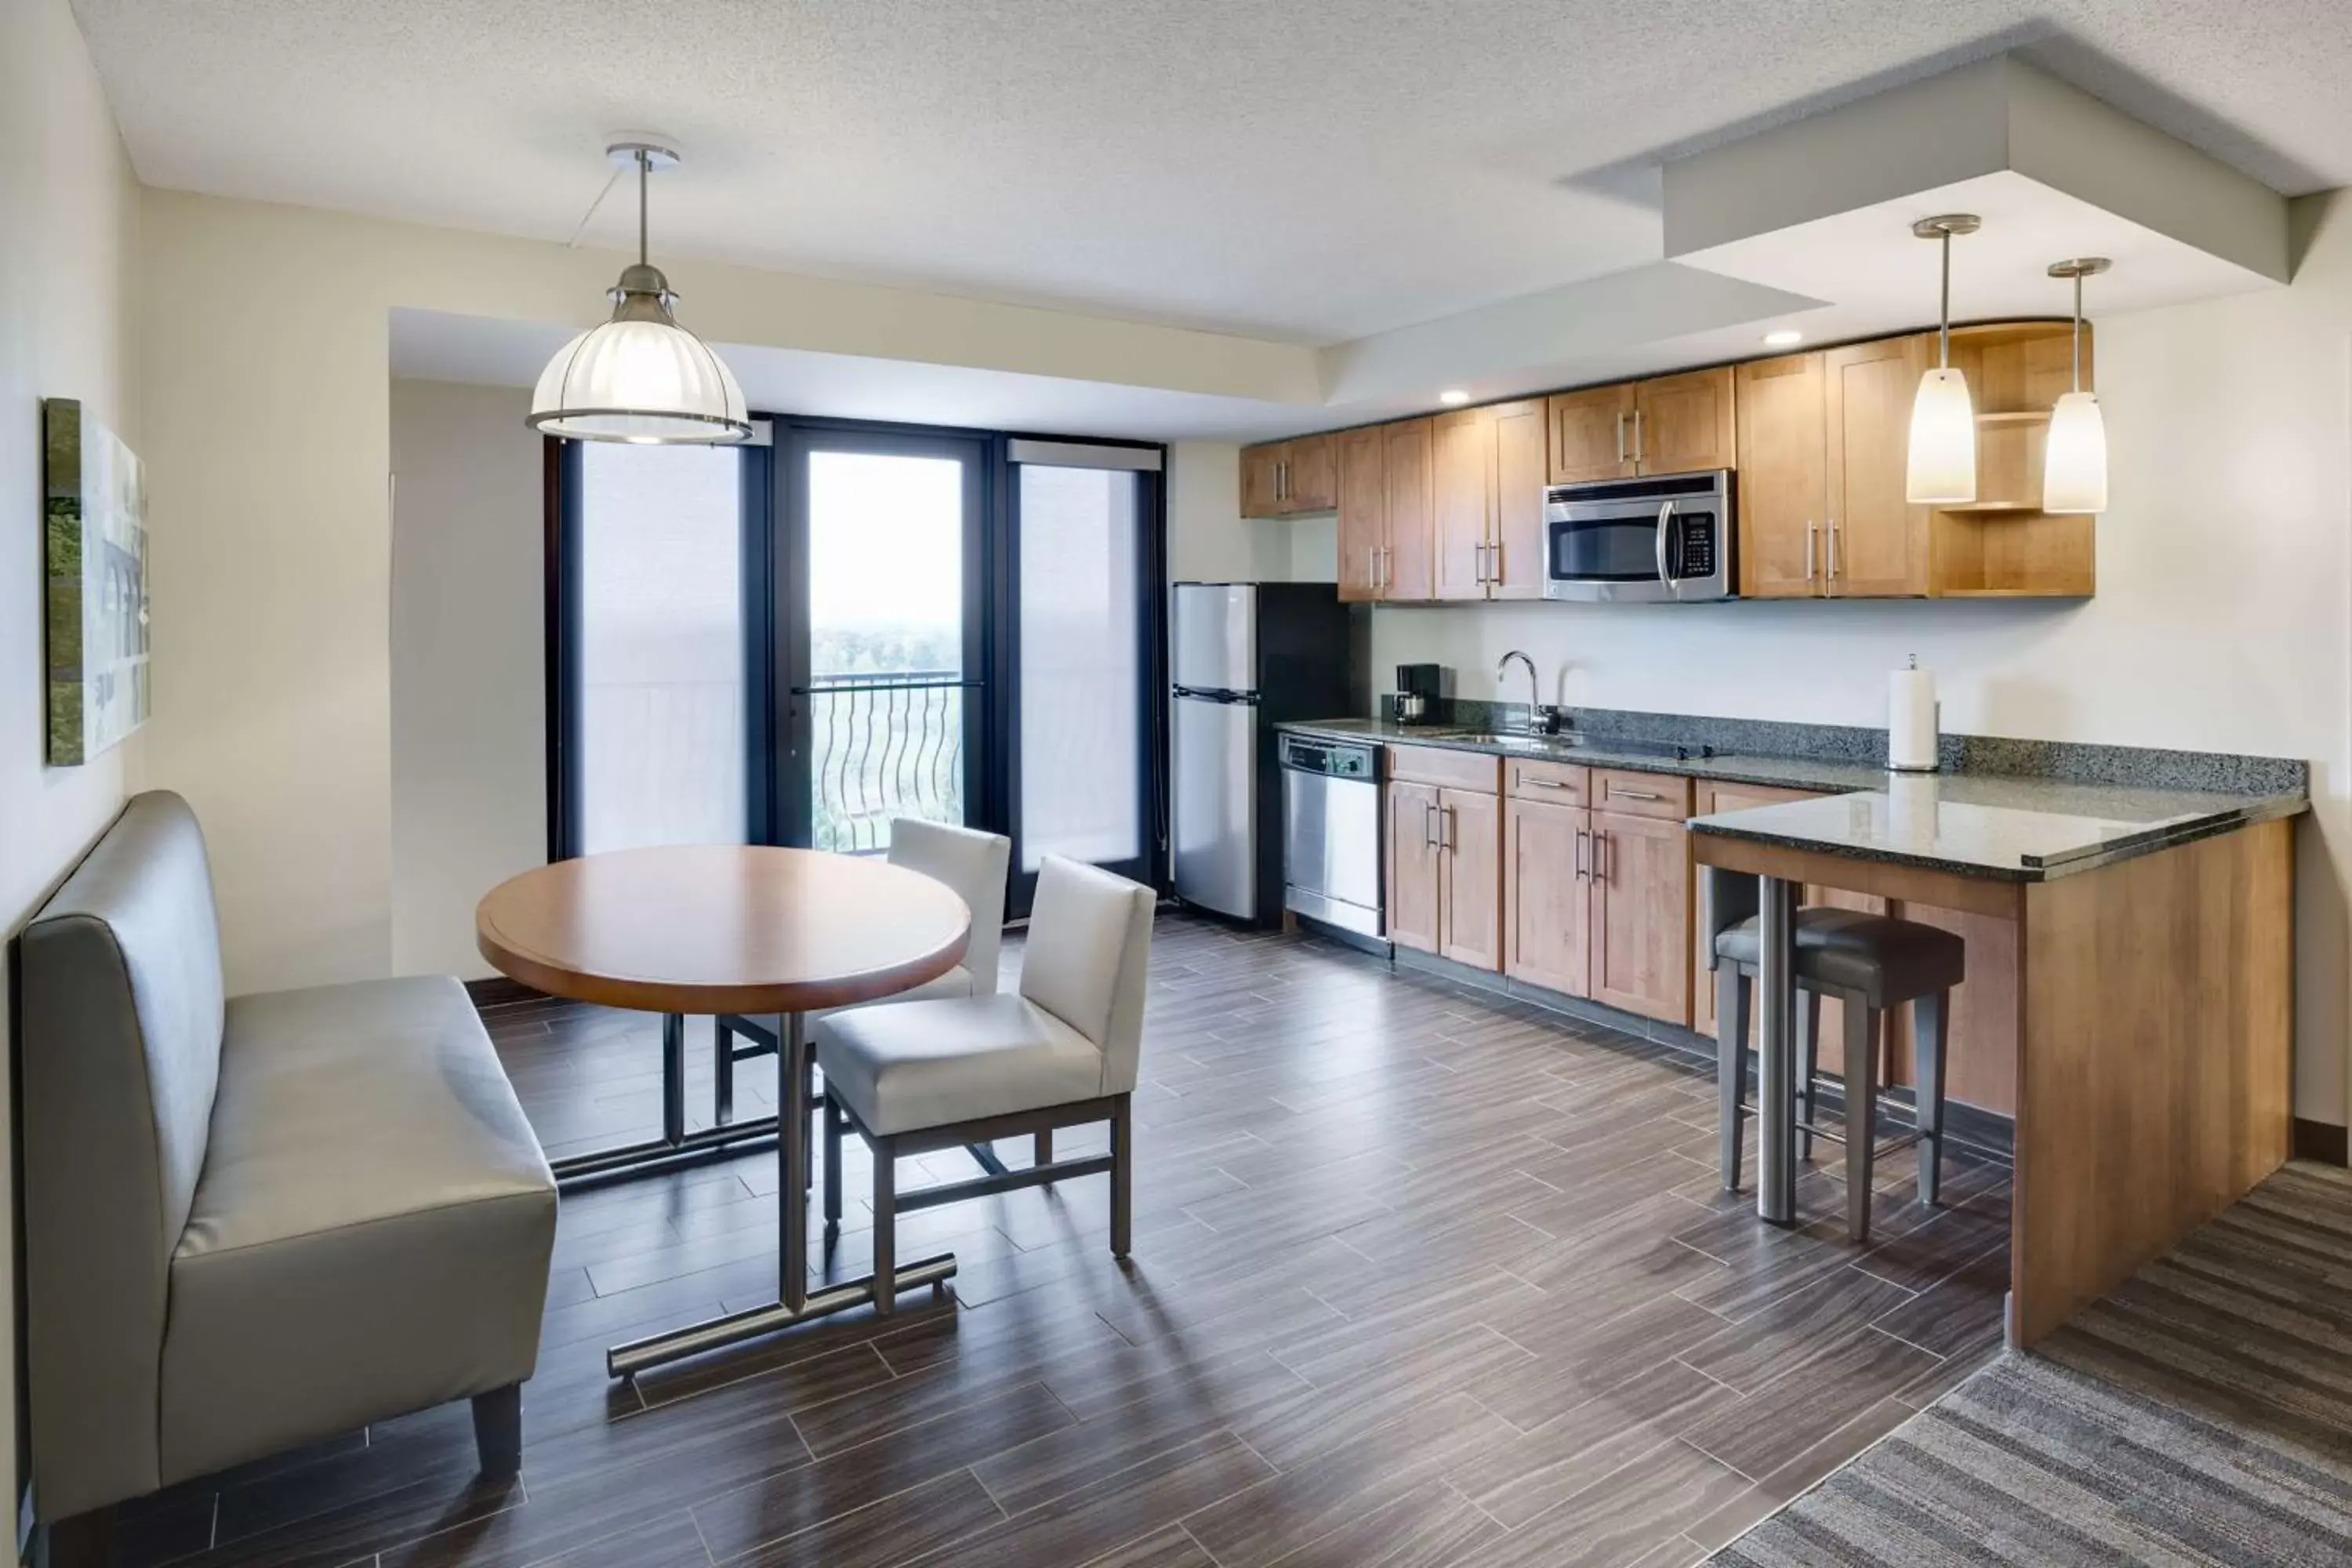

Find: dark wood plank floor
[103,913,2010,1568]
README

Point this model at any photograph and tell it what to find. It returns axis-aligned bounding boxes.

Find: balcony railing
[808,671,967,853]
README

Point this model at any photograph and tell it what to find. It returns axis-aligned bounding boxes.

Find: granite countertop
[1276,716,2310,881]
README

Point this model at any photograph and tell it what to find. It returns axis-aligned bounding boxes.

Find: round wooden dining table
[476,845,971,1377]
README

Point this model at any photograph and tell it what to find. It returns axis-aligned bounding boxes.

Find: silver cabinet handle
[1446,805,1457,851]
[1614,411,1627,465]
[1367,546,1379,591]
[1380,545,1391,590]
[1632,409,1645,467]
[1596,830,1610,882]
[1827,519,1841,588]
[1488,540,1503,586]
[1523,776,1573,790]
[1613,786,1665,801]
[1423,800,1438,848]
[1806,521,1819,583]
[1574,826,1590,880]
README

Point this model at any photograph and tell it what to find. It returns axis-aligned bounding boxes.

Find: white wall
[1362,190,2352,1127]
[1167,441,1290,583]
[2,0,141,1517]
[388,379,545,978]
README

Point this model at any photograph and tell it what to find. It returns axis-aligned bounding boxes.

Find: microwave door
[1548,507,1673,602]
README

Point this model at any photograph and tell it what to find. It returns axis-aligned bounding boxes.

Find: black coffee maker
[1393,663,1448,725]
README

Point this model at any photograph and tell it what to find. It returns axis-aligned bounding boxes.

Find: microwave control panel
[1676,513,1718,579]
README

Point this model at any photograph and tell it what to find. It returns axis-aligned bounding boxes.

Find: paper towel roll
[1888,665,1939,773]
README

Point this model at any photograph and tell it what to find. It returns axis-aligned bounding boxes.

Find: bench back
[21,790,226,1518]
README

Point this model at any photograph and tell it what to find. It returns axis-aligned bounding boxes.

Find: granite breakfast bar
[1692,775,2307,1348]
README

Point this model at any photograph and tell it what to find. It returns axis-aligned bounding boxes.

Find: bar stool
[1710,899,1964,1242]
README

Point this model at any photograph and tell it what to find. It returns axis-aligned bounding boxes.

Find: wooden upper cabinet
[1825,336,1930,597]
[1335,425,1386,604]
[1238,435,1337,518]
[1490,399,1548,599]
[1547,384,1636,485]
[1432,407,1493,602]
[1736,353,1829,599]
[1382,419,1436,601]
[1240,443,1283,520]
[1634,366,1737,475]
[1285,434,1337,512]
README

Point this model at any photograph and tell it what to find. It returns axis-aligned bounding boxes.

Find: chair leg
[714,1018,735,1124]
[1110,1095,1134,1258]
[1716,967,1750,1192]
[1801,993,1826,1159]
[1845,1004,1879,1243]
[822,1091,844,1234]
[1916,989,1951,1207]
[471,1383,522,1478]
[1035,1128,1054,1172]
[871,1135,896,1316]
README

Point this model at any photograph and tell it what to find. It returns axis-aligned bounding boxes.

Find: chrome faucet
[1497,650,1541,734]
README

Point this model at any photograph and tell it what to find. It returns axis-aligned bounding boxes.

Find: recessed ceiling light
[1438,389,1471,405]
[1762,329,1804,347]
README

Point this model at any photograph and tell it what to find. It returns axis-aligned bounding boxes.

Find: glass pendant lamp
[530,142,750,445]
[1905,215,1981,505]
[2042,258,2111,514]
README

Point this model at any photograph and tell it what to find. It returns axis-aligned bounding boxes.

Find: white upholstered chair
[814,855,1156,1312]
[713,818,1011,1123]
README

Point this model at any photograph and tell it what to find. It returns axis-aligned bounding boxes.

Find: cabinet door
[1382,419,1436,601]
[1548,385,1636,484]
[1335,426,1387,603]
[1635,366,1737,475]
[1284,434,1338,514]
[1506,797,1590,996]
[1240,443,1285,520]
[1439,787,1503,972]
[1432,406,1494,601]
[1386,780,1442,953]
[1825,336,1930,597]
[1490,400,1548,601]
[1589,810,1690,1025]
[1734,354,1827,599]
[1691,781,1819,1037]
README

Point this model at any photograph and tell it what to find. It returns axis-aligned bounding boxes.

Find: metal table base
[602,1012,957,1378]
[550,1012,780,1188]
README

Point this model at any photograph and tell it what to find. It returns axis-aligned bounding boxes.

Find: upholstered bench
[20,792,557,1538]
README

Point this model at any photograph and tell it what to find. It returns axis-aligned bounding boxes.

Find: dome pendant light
[2042,257,2111,514]
[1905,214,1981,505]
[530,140,750,445]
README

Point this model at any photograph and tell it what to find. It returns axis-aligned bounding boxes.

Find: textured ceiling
[72,0,2352,343]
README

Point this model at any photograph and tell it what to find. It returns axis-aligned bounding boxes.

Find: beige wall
[2,0,142,1517]
[388,379,546,978]
[135,192,1320,993]
[1356,191,2352,1127]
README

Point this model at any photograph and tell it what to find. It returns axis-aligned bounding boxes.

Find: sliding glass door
[778,430,987,855]
[1008,442,1160,898]
[550,421,1165,911]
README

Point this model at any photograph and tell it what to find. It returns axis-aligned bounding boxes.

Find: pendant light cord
[2071,271,2084,392]
[1938,230,1951,369]
[637,148,650,267]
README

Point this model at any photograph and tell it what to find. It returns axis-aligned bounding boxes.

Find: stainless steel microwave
[1542,469,1735,603]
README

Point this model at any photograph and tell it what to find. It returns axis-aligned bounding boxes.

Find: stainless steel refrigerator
[1171,582,1354,925]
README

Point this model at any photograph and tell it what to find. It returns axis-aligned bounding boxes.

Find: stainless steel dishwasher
[1280,733,1383,938]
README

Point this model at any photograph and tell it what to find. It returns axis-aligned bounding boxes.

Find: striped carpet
[1714,1160,2352,1566]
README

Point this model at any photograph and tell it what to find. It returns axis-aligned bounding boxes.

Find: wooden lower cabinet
[1386,780,1442,953]
[1504,797,1590,996]
[1438,787,1502,970]
[1589,811,1690,1025]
